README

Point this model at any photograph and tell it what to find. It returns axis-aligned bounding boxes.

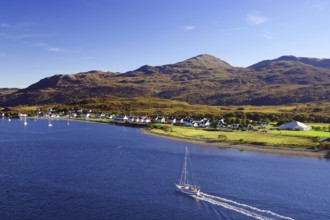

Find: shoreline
[25,117,330,159]
[141,128,330,159]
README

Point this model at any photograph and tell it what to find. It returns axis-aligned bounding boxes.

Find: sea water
[0,119,329,219]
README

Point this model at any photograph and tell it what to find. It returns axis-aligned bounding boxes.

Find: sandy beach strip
[141,128,330,159]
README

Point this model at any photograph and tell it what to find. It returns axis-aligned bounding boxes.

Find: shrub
[312,137,321,143]
[217,134,227,141]
[162,125,172,132]
[148,124,162,129]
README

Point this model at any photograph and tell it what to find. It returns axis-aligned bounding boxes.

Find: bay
[0,119,329,219]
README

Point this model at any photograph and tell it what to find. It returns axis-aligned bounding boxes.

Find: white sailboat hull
[175,184,201,197]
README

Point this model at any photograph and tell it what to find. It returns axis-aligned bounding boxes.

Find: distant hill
[250,55,330,70]
[0,88,19,93]
[1,54,330,107]
[0,88,19,104]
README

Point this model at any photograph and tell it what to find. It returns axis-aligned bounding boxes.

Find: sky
[0,0,329,88]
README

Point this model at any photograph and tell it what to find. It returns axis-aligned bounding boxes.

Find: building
[278,121,312,131]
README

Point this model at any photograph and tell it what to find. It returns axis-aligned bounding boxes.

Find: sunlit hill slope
[1,54,330,106]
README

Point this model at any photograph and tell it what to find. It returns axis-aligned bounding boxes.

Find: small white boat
[175,146,201,197]
[48,118,53,127]
[24,116,28,126]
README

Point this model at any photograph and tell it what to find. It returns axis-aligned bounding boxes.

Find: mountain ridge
[1,54,330,107]
[249,55,330,70]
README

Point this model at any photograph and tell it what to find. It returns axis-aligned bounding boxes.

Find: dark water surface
[0,119,329,219]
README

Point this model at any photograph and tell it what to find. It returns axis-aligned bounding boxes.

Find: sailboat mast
[183,146,188,185]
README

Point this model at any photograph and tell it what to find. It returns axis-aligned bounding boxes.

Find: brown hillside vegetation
[2,97,330,122]
[1,54,330,107]
[70,97,330,118]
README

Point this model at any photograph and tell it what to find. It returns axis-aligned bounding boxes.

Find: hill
[1,54,330,106]
[250,55,330,70]
[0,88,19,95]
[0,88,19,104]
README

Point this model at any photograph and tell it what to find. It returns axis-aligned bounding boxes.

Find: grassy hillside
[70,97,330,120]
[2,96,329,123]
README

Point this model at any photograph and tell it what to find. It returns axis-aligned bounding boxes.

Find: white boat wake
[194,192,294,220]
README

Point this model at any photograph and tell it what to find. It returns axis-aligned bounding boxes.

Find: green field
[150,126,320,149]
[270,130,330,138]
[307,123,330,127]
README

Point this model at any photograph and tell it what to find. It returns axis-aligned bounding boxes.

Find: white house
[155,117,166,123]
[114,115,128,121]
[18,113,28,118]
[200,121,211,128]
[83,113,91,119]
[204,120,211,127]
[97,113,105,118]
[106,115,113,119]
[278,121,312,131]
[184,121,193,127]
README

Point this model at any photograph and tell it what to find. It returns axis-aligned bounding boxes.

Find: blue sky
[1,0,329,88]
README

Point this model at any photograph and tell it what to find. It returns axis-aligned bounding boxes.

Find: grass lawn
[307,123,330,128]
[151,126,318,149]
[270,130,330,138]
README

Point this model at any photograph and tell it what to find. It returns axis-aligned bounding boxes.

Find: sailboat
[175,146,201,197]
[48,118,53,127]
[24,116,28,126]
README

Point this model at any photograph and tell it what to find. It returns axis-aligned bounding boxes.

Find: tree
[210,121,218,128]
[224,117,231,125]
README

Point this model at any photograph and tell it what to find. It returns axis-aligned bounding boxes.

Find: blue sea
[0,119,329,219]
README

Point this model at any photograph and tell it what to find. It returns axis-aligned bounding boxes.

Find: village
[4,108,319,132]
[1,107,326,152]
